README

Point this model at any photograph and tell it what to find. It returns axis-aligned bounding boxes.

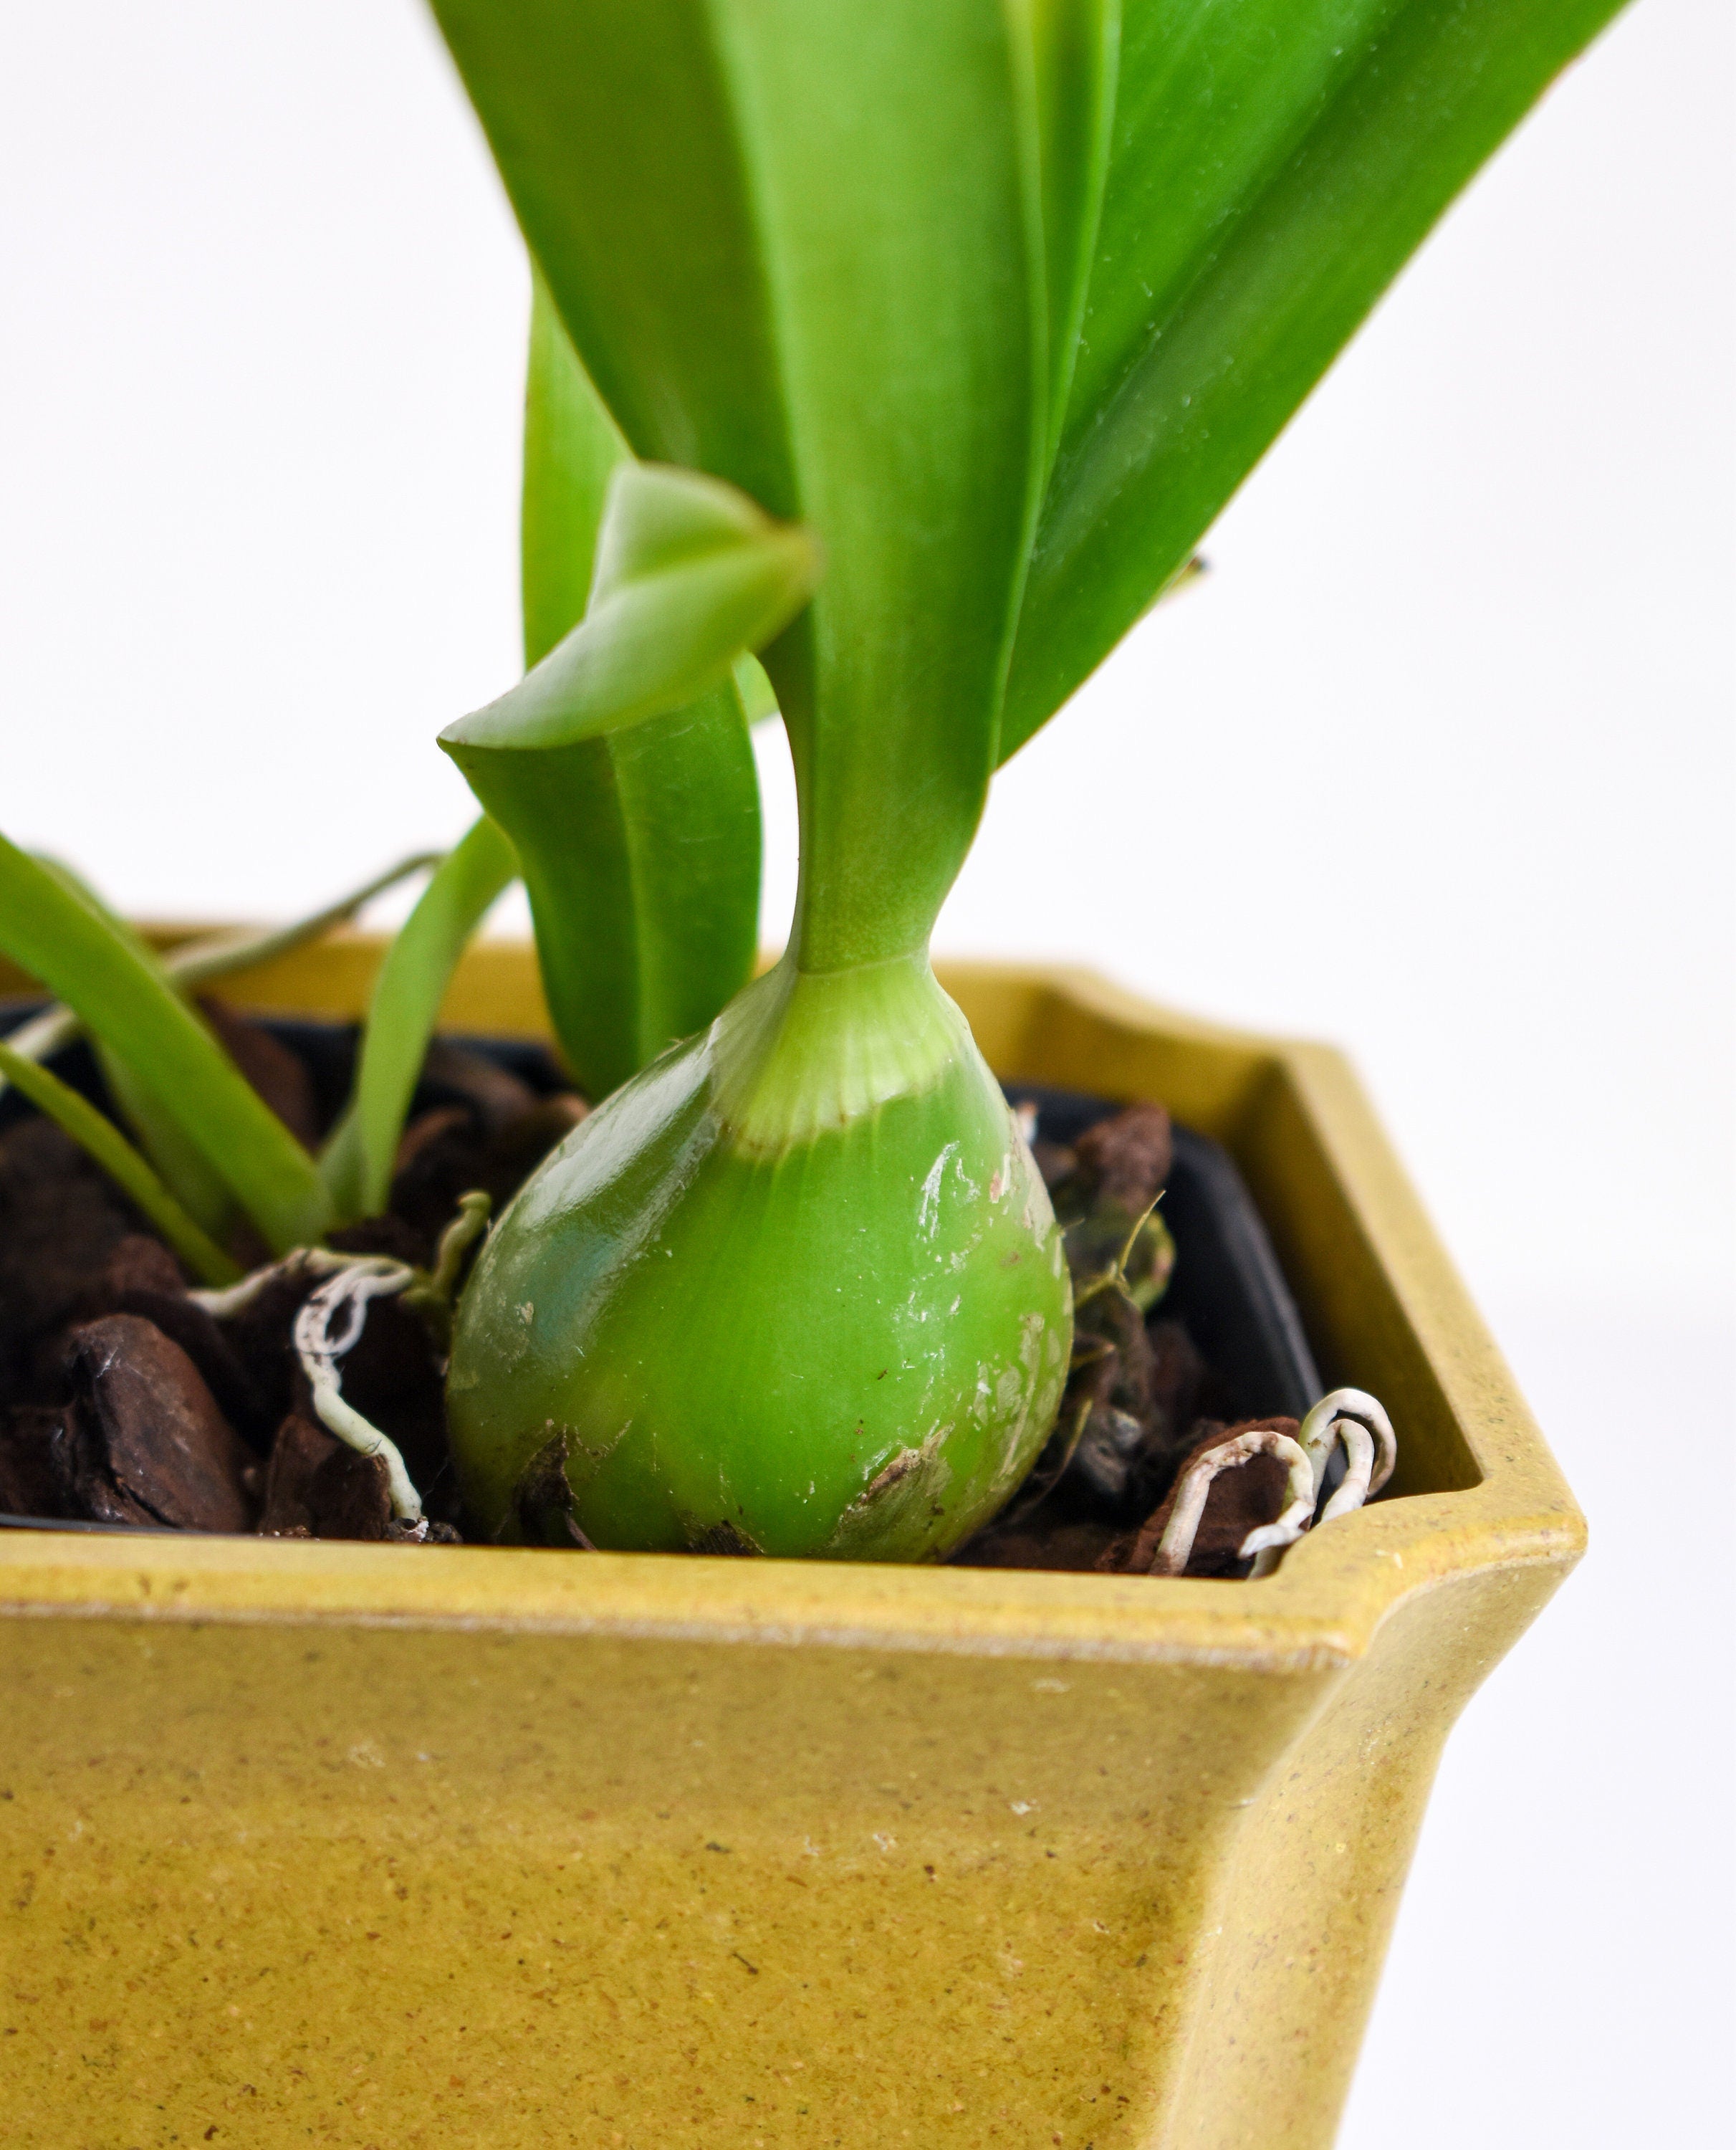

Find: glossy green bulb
[447,954,1072,1559]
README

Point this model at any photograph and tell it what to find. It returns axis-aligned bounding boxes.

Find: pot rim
[0,934,1585,1670]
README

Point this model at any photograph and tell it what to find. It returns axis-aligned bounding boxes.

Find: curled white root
[1151,1426,1314,1576]
[1149,1388,1401,1580]
[1298,1387,1398,1519]
[292,1258,424,1524]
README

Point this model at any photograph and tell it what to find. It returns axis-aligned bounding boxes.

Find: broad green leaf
[320,816,519,1223]
[443,461,818,758]
[1022,0,1123,457]
[447,294,768,1099]
[428,0,1047,970]
[0,1043,241,1286]
[0,833,332,1252]
[999,0,1629,757]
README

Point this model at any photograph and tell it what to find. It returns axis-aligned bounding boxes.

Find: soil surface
[0,1006,1302,1575]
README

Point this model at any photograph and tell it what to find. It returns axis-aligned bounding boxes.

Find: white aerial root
[1242,1387,1399,1576]
[1151,1425,1315,1577]
[188,1247,356,1322]
[1297,1387,1398,1519]
[293,1258,426,1524]
[191,1194,494,1534]
[1146,1387,1401,1578]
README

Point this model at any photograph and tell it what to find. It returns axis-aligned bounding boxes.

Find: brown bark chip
[390,1093,587,1245]
[115,1286,274,1448]
[0,1119,140,1403]
[86,1233,186,1304]
[307,1444,394,1540]
[258,1411,395,1540]
[0,1405,70,1517]
[59,1315,255,1532]
[258,1411,341,1535]
[1071,1104,1173,1215]
[418,1040,541,1137]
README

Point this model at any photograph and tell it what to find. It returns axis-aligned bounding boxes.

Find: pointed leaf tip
[590,462,788,598]
[442,464,820,761]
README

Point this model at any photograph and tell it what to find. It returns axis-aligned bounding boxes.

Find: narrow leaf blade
[0,833,331,1251]
[320,816,519,1223]
[0,1043,241,1286]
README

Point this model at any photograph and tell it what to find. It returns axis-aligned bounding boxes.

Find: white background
[2,1,1731,2140]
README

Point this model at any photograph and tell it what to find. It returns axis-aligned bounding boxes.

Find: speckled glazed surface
[0,941,1584,2149]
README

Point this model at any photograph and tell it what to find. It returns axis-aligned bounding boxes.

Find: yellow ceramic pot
[0,937,1583,2149]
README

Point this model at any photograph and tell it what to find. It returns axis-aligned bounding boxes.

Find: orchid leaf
[98,1041,234,1236]
[0,832,332,1253]
[0,1043,241,1287]
[25,858,237,1233]
[1023,0,1122,458]
[520,265,631,672]
[428,0,1046,971]
[442,285,770,1099]
[457,687,763,1101]
[442,459,818,758]
[320,816,519,1223]
[0,849,444,1107]
[997,0,1630,757]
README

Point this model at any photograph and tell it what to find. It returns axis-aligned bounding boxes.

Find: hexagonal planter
[0,935,1582,2149]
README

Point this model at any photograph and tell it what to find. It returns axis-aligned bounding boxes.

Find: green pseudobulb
[448,955,1071,1559]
